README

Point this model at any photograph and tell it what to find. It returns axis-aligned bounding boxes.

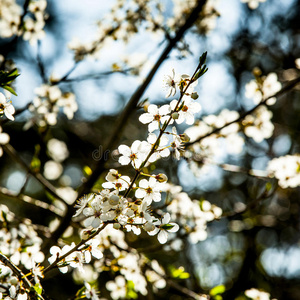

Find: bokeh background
[1,0,300,299]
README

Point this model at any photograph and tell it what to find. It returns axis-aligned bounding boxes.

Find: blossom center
[154,114,161,121]
[145,187,153,194]
[182,105,188,112]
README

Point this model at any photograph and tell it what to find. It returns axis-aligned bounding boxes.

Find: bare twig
[186,76,300,147]
[0,186,64,217]
[2,144,67,205]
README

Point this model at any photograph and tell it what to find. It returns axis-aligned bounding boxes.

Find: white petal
[0,133,9,145]
[135,188,146,198]
[147,104,158,114]
[139,113,154,124]
[119,156,131,165]
[158,230,168,244]
[159,104,171,115]
[148,121,159,132]
[168,223,179,233]
[138,179,149,188]
[118,145,131,156]
[162,213,170,224]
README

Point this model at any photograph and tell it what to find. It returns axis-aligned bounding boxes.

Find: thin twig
[2,144,67,204]
[0,253,45,300]
[47,0,208,249]
[43,223,108,275]
[0,186,64,217]
[186,76,300,147]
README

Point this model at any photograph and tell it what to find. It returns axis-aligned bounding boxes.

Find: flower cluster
[43,138,70,180]
[162,183,222,246]
[245,71,281,105]
[0,262,28,300]
[167,0,219,36]
[22,0,47,45]
[0,0,22,38]
[0,92,15,121]
[0,205,45,270]
[68,0,165,62]
[245,288,277,300]
[0,204,45,299]
[25,84,78,129]
[0,0,47,45]
[267,154,300,188]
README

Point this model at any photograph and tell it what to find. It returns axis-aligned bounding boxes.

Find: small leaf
[210,285,226,296]
[33,283,43,295]
[2,85,17,96]
[161,223,175,230]
[265,181,272,192]
[83,165,92,176]
[169,266,190,279]
[199,51,208,65]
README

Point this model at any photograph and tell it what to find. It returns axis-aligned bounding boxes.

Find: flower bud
[180,133,190,143]
[144,222,155,232]
[191,92,199,100]
[109,194,120,206]
[9,276,18,285]
[143,101,150,112]
[80,229,90,240]
[252,67,262,77]
[172,112,179,119]
[155,173,168,183]
[113,223,121,230]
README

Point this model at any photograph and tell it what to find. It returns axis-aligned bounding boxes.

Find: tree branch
[47,0,208,249]
[186,76,300,147]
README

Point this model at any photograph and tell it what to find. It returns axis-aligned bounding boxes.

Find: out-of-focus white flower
[240,0,267,9]
[0,92,15,120]
[47,138,69,162]
[43,160,63,180]
[268,155,300,188]
[243,105,274,143]
[57,187,78,205]
[245,288,272,300]
[23,18,46,45]
[106,276,127,300]
[0,126,10,157]
[0,0,22,38]
[245,72,281,105]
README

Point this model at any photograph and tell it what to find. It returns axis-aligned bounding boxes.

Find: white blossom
[0,92,15,121]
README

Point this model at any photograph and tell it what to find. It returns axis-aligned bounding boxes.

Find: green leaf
[210,285,226,296]
[169,266,190,279]
[33,283,43,295]
[126,281,138,299]
[199,51,208,65]
[2,85,17,96]
[7,68,20,78]
[161,223,175,230]
[83,165,92,176]
[265,181,272,192]
[30,144,41,172]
